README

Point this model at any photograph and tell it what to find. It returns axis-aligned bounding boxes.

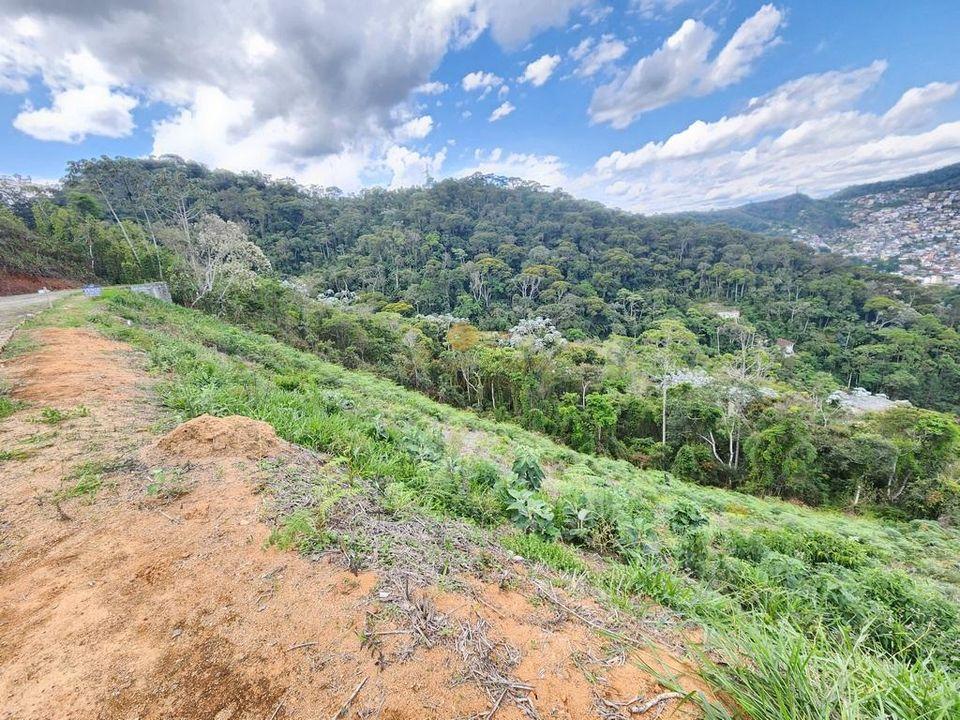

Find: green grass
[0,448,33,462]
[35,405,89,425]
[0,379,24,420]
[699,623,960,720]
[266,509,334,554]
[49,289,960,719]
[0,331,39,360]
[0,395,23,420]
[54,459,129,502]
[56,472,102,502]
[502,532,589,575]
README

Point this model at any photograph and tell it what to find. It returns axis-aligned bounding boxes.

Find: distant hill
[830,161,960,200]
[676,193,851,235]
[676,161,960,234]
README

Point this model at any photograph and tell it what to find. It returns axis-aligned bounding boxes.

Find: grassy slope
[54,290,960,718]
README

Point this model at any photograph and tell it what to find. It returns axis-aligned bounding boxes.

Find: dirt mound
[156,414,283,461]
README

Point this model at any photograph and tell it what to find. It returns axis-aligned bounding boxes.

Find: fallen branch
[473,594,506,618]
[485,687,508,720]
[630,691,684,714]
[330,675,368,720]
[533,581,638,648]
[53,500,72,522]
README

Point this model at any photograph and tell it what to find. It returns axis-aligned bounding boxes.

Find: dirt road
[0,317,702,719]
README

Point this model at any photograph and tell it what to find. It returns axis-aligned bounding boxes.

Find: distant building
[717,308,741,320]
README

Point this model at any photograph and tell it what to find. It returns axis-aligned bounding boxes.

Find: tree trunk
[95,179,140,263]
[661,385,667,445]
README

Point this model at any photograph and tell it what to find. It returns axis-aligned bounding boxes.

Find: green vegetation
[145,467,192,500]
[0,448,32,462]
[0,384,23,420]
[69,290,958,718]
[56,462,105,502]
[35,405,90,425]
[502,533,588,575]
[266,509,334,554]
[1,331,40,360]
[5,157,958,417]
[4,154,960,718]
[5,158,959,520]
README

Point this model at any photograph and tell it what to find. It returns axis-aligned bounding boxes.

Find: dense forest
[2,155,958,521]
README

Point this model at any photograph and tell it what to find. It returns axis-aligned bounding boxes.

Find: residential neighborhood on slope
[791,188,960,285]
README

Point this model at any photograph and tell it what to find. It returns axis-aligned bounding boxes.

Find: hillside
[675,193,852,235]
[2,290,957,719]
[831,162,960,200]
[679,163,960,284]
[2,157,959,524]
[6,156,954,417]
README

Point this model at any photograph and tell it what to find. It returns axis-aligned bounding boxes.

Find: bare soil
[0,326,704,719]
[0,271,76,296]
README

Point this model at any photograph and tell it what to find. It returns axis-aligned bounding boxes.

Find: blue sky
[2,1,959,212]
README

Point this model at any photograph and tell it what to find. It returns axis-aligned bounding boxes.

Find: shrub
[670,443,717,486]
[668,498,708,535]
[555,489,649,558]
[724,529,769,563]
[505,484,556,537]
[512,449,545,490]
[676,528,712,577]
[760,527,867,569]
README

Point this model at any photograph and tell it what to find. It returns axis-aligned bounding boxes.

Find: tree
[446,322,482,402]
[869,407,960,517]
[744,415,819,500]
[172,214,270,307]
[640,319,700,446]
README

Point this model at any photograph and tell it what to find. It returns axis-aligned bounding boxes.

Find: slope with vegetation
[3,144,960,714]
[48,289,960,719]
[2,157,959,521]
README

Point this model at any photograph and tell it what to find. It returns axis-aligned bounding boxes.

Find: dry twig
[330,675,369,720]
[285,641,320,652]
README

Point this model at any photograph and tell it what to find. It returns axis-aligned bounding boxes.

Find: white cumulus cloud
[489,100,516,121]
[0,1,577,186]
[14,85,137,142]
[589,4,783,128]
[462,71,504,92]
[571,35,627,77]
[519,54,561,87]
[394,114,434,141]
[585,62,960,213]
[463,148,569,186]
[414,81,448,95]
